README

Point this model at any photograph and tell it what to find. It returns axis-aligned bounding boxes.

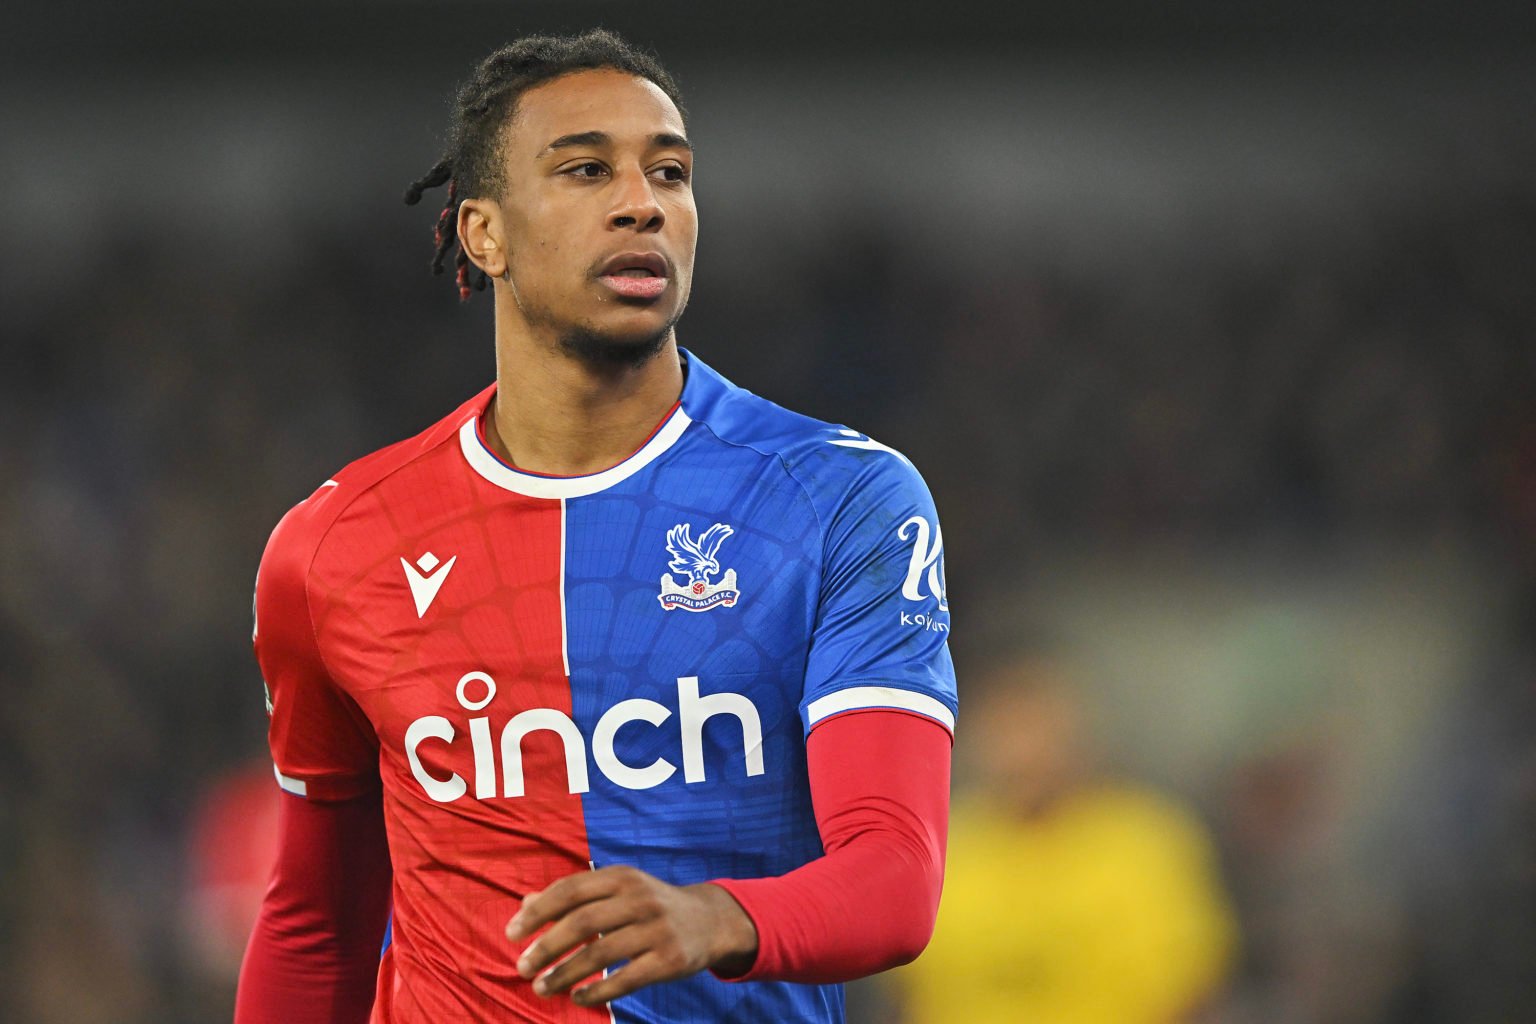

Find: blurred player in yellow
[896,653,1235,1024]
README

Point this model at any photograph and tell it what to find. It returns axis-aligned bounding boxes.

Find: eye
[651,164,690,184]
[564,161,607,179]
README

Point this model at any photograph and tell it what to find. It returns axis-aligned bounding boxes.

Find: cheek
[675,204,700,245]
[505,200,568,265]
[671,215,700,275]
[507,235,564,284]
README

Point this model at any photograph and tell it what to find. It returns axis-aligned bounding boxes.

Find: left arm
[710,707,951,982]
[506,706,951,1005]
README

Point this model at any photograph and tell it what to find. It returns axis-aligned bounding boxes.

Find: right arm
[234,493,390,1023]
[234,792,391,1024]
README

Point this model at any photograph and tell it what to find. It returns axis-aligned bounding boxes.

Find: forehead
[507,68,685,150]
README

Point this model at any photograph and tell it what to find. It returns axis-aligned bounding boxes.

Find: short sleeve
[253,503,380,802]
[799,451,957,737]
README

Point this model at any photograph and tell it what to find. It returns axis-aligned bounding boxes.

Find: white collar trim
[458,406,693,499]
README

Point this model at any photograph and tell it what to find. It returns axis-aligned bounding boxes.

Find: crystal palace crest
[658,522,740,612]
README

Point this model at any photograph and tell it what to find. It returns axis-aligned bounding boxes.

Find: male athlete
[235,29,955,1024]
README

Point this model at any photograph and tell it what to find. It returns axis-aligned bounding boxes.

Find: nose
[607,167,665,233]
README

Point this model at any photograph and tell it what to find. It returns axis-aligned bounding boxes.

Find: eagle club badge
[659,522,740,612]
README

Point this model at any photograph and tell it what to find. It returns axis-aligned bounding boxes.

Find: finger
[569,951,676,1007]
[532,923,650,997]
[517,895,652,979]
[507,868,625,941]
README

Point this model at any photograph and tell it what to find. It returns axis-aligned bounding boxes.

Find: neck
[485,324,685,478]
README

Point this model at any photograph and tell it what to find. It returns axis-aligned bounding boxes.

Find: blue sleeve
[798,449,957,736]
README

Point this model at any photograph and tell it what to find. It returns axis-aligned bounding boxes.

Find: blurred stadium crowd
[2,34,1535,1024]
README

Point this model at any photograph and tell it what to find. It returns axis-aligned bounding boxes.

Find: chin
[557,319,676,369]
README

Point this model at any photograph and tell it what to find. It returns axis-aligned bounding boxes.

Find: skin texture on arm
[506,707,952,1005]
[233,791,392,1024]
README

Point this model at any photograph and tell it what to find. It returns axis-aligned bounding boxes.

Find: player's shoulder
[259,386,490,583]
[681,350,932,509]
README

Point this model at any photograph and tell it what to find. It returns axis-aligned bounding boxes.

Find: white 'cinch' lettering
[401,675,766,803]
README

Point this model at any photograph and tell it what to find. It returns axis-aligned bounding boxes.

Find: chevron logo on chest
[402,551,456,618]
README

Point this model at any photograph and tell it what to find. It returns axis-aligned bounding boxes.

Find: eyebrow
[542,130,693,154]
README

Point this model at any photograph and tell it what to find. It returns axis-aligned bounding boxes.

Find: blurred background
[3,1,1535,1021]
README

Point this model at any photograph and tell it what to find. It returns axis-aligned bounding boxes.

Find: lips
[598,251,668,277]
[597,251,669,301]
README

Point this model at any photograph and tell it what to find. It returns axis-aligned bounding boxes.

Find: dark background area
[2,2,1535,1021]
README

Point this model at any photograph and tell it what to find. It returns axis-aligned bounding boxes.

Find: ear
[458,198,508,280]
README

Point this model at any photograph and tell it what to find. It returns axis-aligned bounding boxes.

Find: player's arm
[713,446,956,982]
[235,791,392,1024]
[235,495,391,1023]
[709,706,950,981]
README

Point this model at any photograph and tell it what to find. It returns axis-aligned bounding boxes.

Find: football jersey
[253,349,956,1024]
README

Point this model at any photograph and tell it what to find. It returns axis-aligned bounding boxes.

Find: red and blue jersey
[253,350,956,1023]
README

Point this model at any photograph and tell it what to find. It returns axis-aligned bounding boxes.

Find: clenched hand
[506,865,759,1006]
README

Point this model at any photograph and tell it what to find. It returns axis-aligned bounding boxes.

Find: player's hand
[505,865,758,1006]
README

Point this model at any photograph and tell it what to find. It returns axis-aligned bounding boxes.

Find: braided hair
[404,29,686,300]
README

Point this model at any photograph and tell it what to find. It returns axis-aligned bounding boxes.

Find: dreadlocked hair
[403,28,686,301]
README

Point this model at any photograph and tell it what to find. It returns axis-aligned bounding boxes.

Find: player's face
[493,69,696,360]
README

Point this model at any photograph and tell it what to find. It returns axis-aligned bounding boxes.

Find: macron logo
[402,551,456,618]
